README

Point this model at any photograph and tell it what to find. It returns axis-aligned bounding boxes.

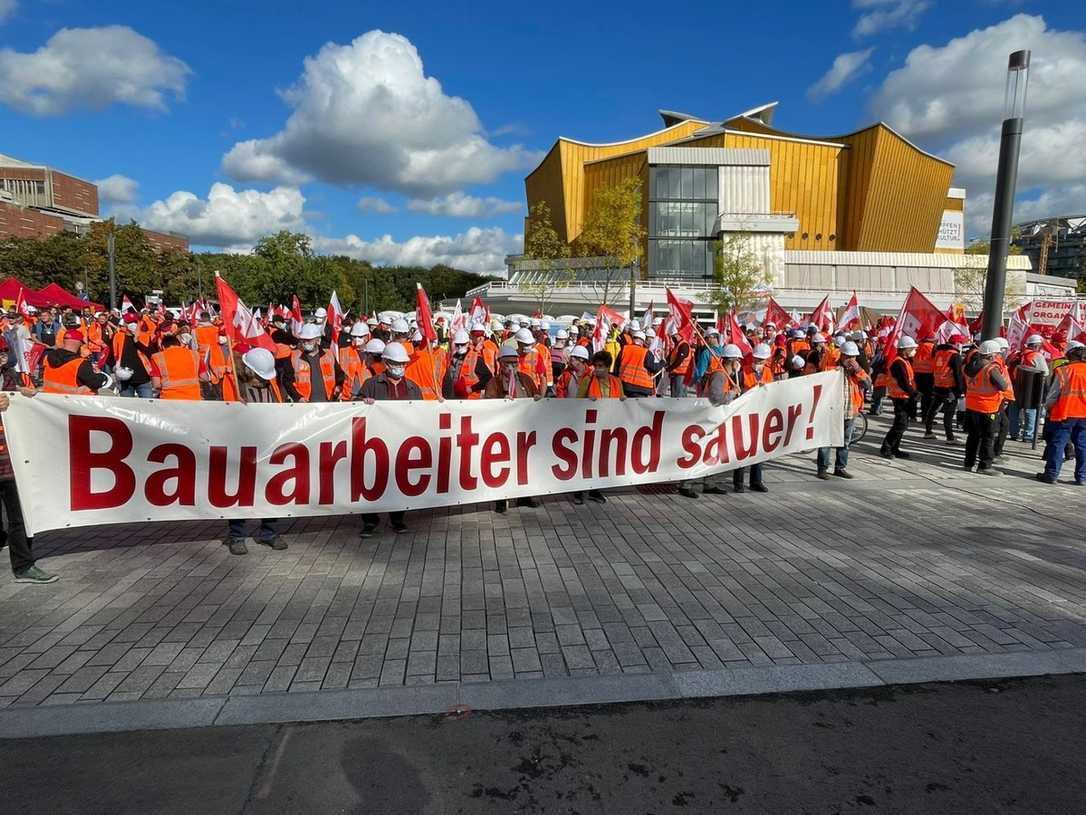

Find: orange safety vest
[669,342,692,376]
[933,349,958,389]
[517,348,545,391]
[112,330,152,375]
[965,361,1003,414]
[404,346,444,400]
[339,346,370,401]
[912,340,936,374]
[819,345,841,372]
[42,356,92,395]
[996,357,1015,403]
[479,339,498,373]
[787,338,811,360]
[846,368,871,417]
[152,346,202,400]
[741,364,773,390]
[618,345,653,390]
[886,357,915,400]
[536,343,553,387]
[274,342,293,361]
[291,348,337,401]
[804,346,828,376]
[1048,362,1086,422]
[195,324,227,382]
[136,316,156,349]
[579,373,623,399]
[86,321,109,354]
[452,348,483,399]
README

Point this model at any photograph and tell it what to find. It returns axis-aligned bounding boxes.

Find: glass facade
[648,165,719,279]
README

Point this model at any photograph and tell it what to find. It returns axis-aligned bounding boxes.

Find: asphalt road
[5,674,1086,814]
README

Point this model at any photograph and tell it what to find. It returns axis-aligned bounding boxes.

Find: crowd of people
[0,299,1083,585]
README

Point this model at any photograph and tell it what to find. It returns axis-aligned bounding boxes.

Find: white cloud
[357,196,397,214]
[407,191,521,218]
[222,30,541,195]
[94,174,139,206]
[852,0,931,37]
[0,1,16,25]
[314,226,520,276]
[0,26,190,116]
[870,15,1086,237]
[138,183,305,248]
[807,48,875,101]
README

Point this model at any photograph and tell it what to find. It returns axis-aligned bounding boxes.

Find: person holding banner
[442,329,492,400]
[285,324,344,403]
[666,324,692,397]
[339,322,371,401]
[556,344,590,399]
[42,331,111,395]
[568,350,624,505]
[486,343,542,514]
[879,336,919,460]
[677,344,742,499]
[817,341,870,480]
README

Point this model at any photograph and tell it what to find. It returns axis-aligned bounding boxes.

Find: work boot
[587,490,607,504]
[816,469,831,480]
[892,450,911,459]
[516,497,540,508]
[1035,473,1057,484]
[703,485,728,495]
[261,536,288,551]
[572,493,585,505]
[13,565,59,584]
[677,486,699,499]
[224,538,248,556]
[732,483,746,494]
[976,466,1002,476]
[390,518,408,534]
[750,483,768,493]
[494,500,508,514]
[833,468,853,479]
[923,431,937,439]
[360,520,379,538]
[879,448,893,459]
[945,437,959,445]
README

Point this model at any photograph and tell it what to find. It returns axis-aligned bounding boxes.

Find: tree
[576,178,645,310]
[700,233,771,317]
[521,201,573,314]
[957,233,1025,313]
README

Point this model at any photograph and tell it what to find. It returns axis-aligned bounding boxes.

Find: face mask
[179,333,193,345]
[454,345,467,356]
[302,341,318,353]
[386,364,405,379]
[354,338,366,347]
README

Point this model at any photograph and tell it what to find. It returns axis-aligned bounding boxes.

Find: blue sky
[1,0,1083,274]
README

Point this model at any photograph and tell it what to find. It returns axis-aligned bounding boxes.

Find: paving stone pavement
[1,417,1084,715]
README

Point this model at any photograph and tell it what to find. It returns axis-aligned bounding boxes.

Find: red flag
[764,297,792,329]
[727,310,753,362]
[1055,302,1086,345]
[468,296,489,329]
[884,287,945,365]
[14,288,30,318]
[807,295,835,333]
[215,273,276,354]
[328,290,346,344]
[415,283,438,344]
[666,287,695,343]
[290,295,305,336]
[839,291,861,330]
[121,294,136,314]
[593,305,625,353]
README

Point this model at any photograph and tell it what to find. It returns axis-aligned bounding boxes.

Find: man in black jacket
[879,336,919,459]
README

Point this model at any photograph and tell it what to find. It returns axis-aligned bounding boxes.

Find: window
[647,163,720,279]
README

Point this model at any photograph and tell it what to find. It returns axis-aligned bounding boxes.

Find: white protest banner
[2,371,843,535]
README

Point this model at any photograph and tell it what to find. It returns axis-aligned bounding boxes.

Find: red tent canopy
[0,276,52,308]
[34,282,103,311]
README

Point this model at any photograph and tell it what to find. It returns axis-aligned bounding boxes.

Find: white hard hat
[979,339,1002,355]
[1066,340,1084,351]
[364,338,386,355]
[314,307,327,319]
[391,318,410,334]
[897,335,918,350]
[114,365,134,382]
[242,347,277,381]
[411,329,423,342]
[570,345,590,361]
[764,321,776,329]
[791,354,806,370]
[350,322,370,338]
[628,319,641,332]
[366,316,378,327]
[530,318,541,328]
[382,343,410,363]
[540,321,550,330]
[842,341,860,356]
[26,306,37,314]
[1025,334,1043,346]
[298,324,322,341]
[569,325,580,335]
[632,330,646,340]
[721,343,744,359]
[452,329,470,345]
[556,329,568,340]
[834,334,847,347]
[752,343,771,359]
[499,342,519,359]
[520,320,531,328]
[811,332,826,343]
[515,328,535,344]
[995,337,1010,350]
[470,321,486,333]
[705,328,720,338]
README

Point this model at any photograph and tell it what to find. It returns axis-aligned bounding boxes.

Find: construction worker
[678,344,743,499]
[195,312,228,396]
[41,330,111,394]
[85,311,113,366]
[150,335,206,400]
[730,344,769,493]
[362,338,386,379]
[358,343,420,536]
[803,333,829,374]
[878,336,919,459]
[566,350,624,505]
[403,330,445,400]
[666,324,692,397]
[472,322,498,374]
[485,344,541,514]
[549,329,570,384]
[912,335,937,421]
[991,336,1014,462]
[1036,343,1086,484]
[743,343,774,389]
[924,333,966,443]
[694,328,724,385]
[532,321,554,393]
[817,341,871,479]
[615,329,661,398]
[1009,333,1050,442]
[339,322,371,400]
[786,329,811,367]
[556,344,590,399]
[223,347,288,555]
[110,314,155,398]
[284,323,343,402]
[963,339,1011,475]
[511,327,546,393]
[443,329,492,399]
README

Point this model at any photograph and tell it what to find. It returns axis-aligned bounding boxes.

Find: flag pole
[214,271,243,402]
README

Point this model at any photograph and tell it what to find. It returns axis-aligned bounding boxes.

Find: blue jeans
[120,381,155,399]
[228,518,279,542]
[1008,403,1037,440]
[817,417,855,471]
[1044,418,1086,482]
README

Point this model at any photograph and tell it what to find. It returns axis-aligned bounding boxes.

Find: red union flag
[215,273,276,354]
[666,287,695,342]
[839,291,861,330]
[764,297,792,328]
[415,283,438,344]
[884,287,945,364]
[807,295,835,333]
[727,310,753,362]
[593,305,625,353]
[328,290,346,344]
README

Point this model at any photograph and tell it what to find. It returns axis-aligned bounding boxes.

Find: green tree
[575,178,645,310]
[701,233,771,316]
[521,201,573,313]
[957,233,1025,313]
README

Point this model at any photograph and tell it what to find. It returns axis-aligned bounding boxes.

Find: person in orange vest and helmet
[556,344,591,399]
[41,330,112,395]
[803,333,829,375]
[731,343,770,493]
[678,343,743,499]
[666,323,693,397]
[614,328,663,397]
[1009,333,1050,442]
[149,334,208,400]
[361,338,386,379]
[339,321,372,400]
[222,347,289,555]
[878,335,919,459]
[1037,342,1086,484]
[990,336,1015,462]
[924,332,967,444]
[817,341,871,480]
[284,323,344,402]
[485,343,542,514]
[912,335,937,422]
[110,313,155,398]
[963,339,1012,475]
[442,329,492,399]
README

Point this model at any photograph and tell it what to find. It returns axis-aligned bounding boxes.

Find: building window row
[650,238,716,278]
[649,165,718,202]
[1,177,48,206]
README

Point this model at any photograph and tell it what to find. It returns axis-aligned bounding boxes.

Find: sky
[1,0,1083,276]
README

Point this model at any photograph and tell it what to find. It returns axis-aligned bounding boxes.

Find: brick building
[0,154,188,252]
